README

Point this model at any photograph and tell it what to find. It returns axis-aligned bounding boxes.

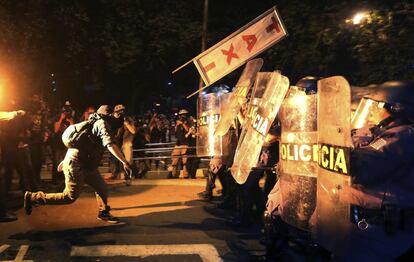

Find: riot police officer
[168,109,190,178]
[335,80,414,260]
[265,76,321,259]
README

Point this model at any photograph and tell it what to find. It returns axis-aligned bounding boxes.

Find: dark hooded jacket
[66,112,115,169]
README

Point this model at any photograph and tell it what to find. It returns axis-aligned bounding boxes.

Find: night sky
[0,0,412,113]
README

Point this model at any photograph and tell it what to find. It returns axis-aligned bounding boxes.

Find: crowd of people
[0,95,193,222]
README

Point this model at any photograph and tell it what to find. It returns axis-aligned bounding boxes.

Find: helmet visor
[351,97,387,129]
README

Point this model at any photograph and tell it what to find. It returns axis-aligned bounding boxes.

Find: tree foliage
[0,0,412,110]
[266,0,414,85]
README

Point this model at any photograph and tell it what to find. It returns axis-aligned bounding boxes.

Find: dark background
[0,0,413,113]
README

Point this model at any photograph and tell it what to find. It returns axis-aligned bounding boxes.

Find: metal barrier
[133,146,198,159]
[103,142,275,174]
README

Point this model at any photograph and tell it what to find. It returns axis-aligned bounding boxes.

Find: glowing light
[289,94,308,115]
[0,76,9,106]
[0,79,4,106]
[351,98,374,129]
[290,94,307,107]
[287,133,296,143]
[352,12,368,25]
[208,114,216,155]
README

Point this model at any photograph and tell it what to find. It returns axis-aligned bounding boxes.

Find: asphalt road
[0,178,266,261]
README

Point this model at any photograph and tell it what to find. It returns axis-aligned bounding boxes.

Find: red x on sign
[222,44,239,65]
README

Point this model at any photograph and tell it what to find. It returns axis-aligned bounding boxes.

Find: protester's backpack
[62,119,96,149]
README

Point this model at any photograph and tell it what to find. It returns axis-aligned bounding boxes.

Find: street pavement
[0,178,266,261]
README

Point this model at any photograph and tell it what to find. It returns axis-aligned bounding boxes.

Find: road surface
[0,178,266,261]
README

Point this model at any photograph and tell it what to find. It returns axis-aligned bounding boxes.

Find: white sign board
[193,6,287,87]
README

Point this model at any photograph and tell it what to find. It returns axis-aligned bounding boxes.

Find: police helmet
[296,76,321,95]
[368,80,414,118]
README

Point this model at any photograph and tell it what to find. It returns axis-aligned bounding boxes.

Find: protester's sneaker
[0,212,18,223]
[97,210,120,224]
[24,191,33,215]
[125,178,132,186]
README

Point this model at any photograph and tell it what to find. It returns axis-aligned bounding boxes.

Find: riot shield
[351,97,387,129]
[278,93,318,231]
[197,92,231,157]
[215,58,264,136]
[315,76,352,253]
[231,72,289,184]
[234,69,275,153]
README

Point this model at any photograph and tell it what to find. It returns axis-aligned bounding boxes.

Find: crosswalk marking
[0,245,11,254]
[71,244,222,262]
[0,245,33,262]
[14,245,31,262]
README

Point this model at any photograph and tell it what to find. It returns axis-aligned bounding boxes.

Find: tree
[265,0,413,85]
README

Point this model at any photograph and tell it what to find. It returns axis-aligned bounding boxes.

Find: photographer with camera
[185,116,199,179]
[110,104,136,183]
[51,101,74,186]
[167,109,190,179]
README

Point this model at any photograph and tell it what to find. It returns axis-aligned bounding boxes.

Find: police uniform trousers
[30,157,109,212]
[333,221,414,261]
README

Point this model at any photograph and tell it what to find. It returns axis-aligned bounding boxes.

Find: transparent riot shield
[197,92,231,157]
[278,93,318,231]
[231,72,290,184]
[234,69,276,153]
[215,58,264,136]
[351,97,387,129]
[315,76,352,253]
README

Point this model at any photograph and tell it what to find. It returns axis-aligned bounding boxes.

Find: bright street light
[352,12,369,25]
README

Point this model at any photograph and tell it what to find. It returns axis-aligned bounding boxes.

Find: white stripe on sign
[71,244,222,262]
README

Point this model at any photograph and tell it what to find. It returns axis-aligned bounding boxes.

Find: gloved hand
[266,180,282,217]
[123,162,133,186]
